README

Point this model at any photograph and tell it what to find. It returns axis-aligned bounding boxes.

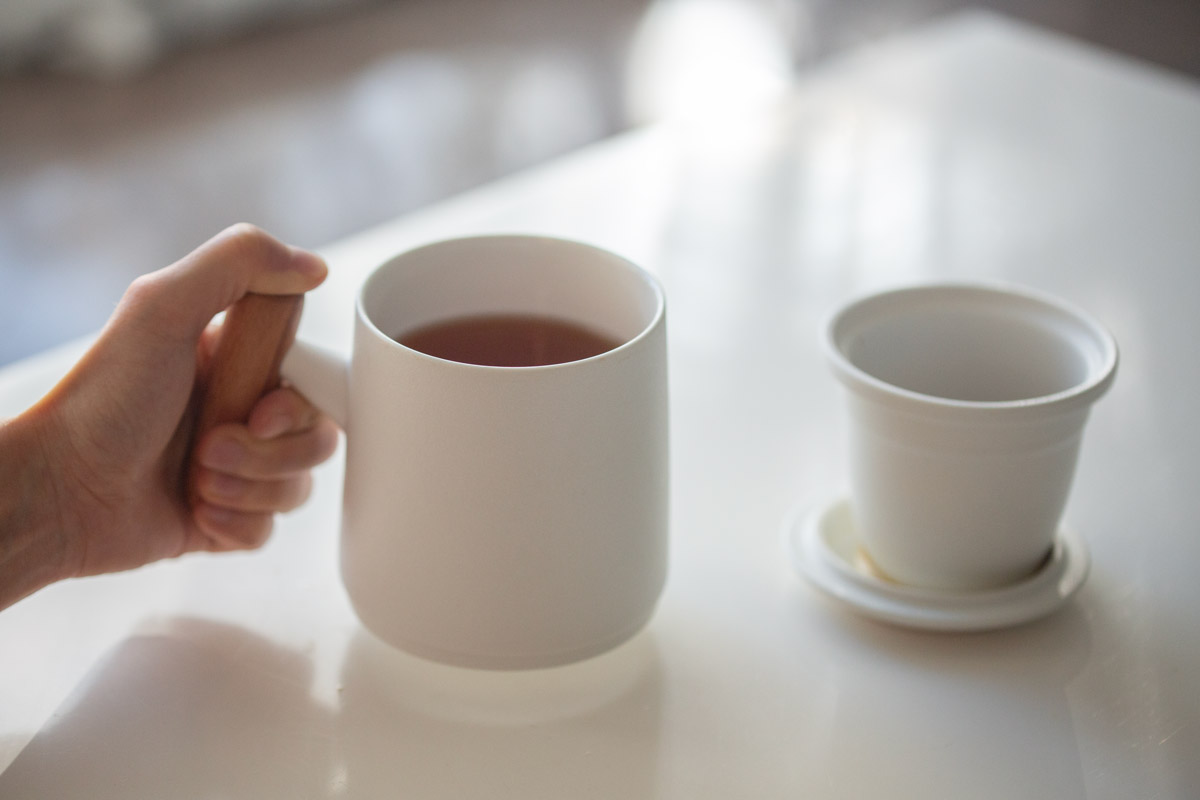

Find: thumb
[132,224,327,341]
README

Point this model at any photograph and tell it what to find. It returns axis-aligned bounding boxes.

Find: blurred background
[2,0,1198,365]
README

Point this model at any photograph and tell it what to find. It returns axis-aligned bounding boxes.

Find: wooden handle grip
[188,293,303,507]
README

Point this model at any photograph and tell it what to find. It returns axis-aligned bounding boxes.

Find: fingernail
[253,411,291,440]
[197,503,236,526]
[201,437,245,471]
[206,472,244,500]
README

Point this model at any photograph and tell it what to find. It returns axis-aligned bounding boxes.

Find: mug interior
[830,284,1116,405]
[359,236,662,358]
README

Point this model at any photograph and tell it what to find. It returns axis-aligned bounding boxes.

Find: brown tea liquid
[397,313,621,367]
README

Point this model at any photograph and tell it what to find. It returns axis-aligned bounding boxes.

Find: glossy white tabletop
[2,12,1198,798]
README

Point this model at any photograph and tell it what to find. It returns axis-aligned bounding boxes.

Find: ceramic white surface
[283,235,670,669]
[785,497,1090,631]
[825,282,1117,590]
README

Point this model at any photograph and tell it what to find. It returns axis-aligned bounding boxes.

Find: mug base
[783,496,1089,632]
[351,605,659,671]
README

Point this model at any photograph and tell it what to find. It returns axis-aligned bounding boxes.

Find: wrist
[0,409,78,610]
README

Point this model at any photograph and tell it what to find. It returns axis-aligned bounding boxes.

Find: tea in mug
[397,313,620,367]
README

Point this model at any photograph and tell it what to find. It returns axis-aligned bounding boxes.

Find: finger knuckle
[224,221,268,247]
[221,223,282,266]
[118,272,172,321]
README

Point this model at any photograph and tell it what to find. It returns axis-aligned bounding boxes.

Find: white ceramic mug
[281,235,670,669]
[825,282,1117,591]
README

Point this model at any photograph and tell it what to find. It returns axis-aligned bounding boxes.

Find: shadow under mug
[825,282,1118,591]
[283,235,670,669]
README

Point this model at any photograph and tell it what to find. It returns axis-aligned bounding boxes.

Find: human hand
[0,224,339,607]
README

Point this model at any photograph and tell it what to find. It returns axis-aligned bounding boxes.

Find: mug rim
[824,281,1119,417]
[355,234,666,371]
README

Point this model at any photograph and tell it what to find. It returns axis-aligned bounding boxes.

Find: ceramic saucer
[784,497,1089,632]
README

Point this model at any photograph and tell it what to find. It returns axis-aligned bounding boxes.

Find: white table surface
[2,12,1198,798]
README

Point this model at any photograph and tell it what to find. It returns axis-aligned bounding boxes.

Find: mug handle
[186,293,303,510]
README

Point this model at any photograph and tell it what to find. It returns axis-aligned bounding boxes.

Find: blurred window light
[625,0,799,125]
[494,53,608,171]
